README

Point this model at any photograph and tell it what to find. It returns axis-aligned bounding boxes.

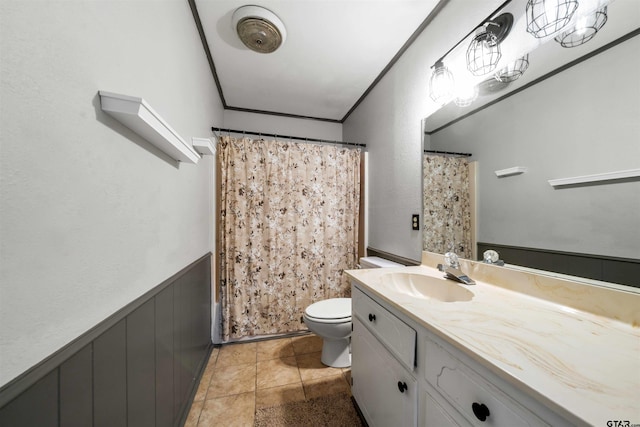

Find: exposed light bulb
[554,6,608,48]
[466,30,501,76]
[575,16,588,35]
[429,61,455,105]
[453,78,478,107]
[526,0,579,38]
[544,0,558,26]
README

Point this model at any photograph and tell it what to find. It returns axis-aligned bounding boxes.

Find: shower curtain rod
[424,149,472,157]
[211,127,366,148]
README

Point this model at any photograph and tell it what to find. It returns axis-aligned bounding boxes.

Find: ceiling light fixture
[232,5,286,54]
[466,13,513,76]
[554,6,608,47]
[494,54,530,82]
[429,60,455,105]
[526,0,579,38]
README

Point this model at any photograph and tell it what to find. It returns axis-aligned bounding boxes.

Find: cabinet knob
[397,381,408,393]
[368,313,376,322]
[472,402,490,422]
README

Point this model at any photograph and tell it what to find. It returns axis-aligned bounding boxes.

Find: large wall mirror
[422,0,639,287]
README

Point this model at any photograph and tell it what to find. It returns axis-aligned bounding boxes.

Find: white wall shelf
[191,137,216,156]
[548,168,640,187]
[99,91,200,164]
[495,166,527,177]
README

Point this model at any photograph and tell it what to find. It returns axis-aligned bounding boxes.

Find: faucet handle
[444,252,459,269]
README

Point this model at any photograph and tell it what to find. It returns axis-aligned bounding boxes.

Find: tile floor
[185,334,352,427]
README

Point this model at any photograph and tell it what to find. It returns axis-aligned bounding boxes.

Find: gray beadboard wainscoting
[477,243,639,288]
[0,253,212,427]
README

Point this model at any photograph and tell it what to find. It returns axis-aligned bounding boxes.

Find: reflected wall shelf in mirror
[495,166,527,177]
[99,91,200,164]
[548,168,640,187]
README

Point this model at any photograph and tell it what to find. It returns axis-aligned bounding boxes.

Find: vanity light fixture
[466,13,513,76]
[429,60,455,105]
[467,28,501,76]
[526,0,579,38]
[428,6,512,107]
[555,6,608,48]
[494,54,530,82]
[453,78,479,107]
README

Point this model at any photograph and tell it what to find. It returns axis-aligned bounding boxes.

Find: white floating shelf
[192,137,216,156]
[495,166,527,177]
[548,168,640,187]
[99,91,200,164]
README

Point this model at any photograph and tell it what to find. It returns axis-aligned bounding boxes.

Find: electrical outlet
[412,214,419,230]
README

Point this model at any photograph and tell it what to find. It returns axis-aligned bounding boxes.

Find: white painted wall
[430,37,640,259]
[343,0,505,261]
[223,110,342,141]
[0,0,223,386]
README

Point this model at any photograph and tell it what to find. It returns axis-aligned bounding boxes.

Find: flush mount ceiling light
[555,6,608,47]
[466,13,513,76]
[429,60,455,105]
[232,5,286,54]
[494,54,530,82]
[526,0,579,38]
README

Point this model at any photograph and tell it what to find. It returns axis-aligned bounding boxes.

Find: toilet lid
[305,298,351,320]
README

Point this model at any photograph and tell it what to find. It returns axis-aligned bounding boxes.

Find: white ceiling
[193,0,442,122]
[192,0,640,124]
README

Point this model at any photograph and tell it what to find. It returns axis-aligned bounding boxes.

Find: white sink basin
[380,272,474,302]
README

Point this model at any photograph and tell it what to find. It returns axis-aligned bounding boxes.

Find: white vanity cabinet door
[352,317,417,427]
[425,338,549,427]
[352,285,416,371]
[423,391,469,427]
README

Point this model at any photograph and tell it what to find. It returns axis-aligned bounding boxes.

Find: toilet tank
[359,256,403,269]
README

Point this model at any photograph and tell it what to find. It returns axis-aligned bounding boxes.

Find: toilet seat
[304,298,351,324]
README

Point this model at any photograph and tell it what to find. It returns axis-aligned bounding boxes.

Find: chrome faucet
[443,266,476,285]
[438,252,476,285]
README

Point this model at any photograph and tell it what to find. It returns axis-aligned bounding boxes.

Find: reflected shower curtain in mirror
[219,136,361,341]
[423,155,471,258]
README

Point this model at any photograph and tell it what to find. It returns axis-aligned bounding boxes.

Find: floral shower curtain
[422,155,471,259]
[219,136,361,341]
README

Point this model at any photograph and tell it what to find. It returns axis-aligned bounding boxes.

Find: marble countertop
[346,257,640,426]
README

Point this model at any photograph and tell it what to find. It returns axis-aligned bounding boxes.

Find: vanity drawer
[352,285,416,370]
[424,338,548,427]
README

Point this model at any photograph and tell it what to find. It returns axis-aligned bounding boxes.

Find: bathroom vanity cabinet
[348,252,640,426]
[351,286,417,426]
[351,282,567,427]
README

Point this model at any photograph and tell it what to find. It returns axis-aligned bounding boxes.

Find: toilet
[303,256,403,367]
